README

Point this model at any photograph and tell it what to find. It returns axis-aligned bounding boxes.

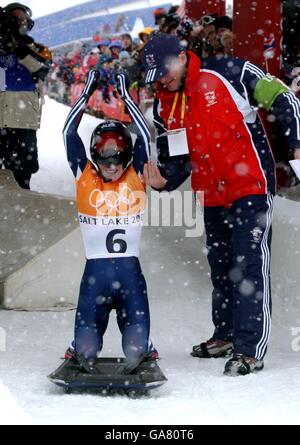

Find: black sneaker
[224,353,264,376]
[72,350,98,374]
[62,347,97,374]
[63,347,75,360]
[123,351,157,374]
[191,338,234,358]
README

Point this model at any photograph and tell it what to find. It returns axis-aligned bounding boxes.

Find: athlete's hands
[115,72,130,99]
[83,70,101,98]
[143,160,167,189]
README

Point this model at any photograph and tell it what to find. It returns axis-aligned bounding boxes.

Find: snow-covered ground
[30,97,98,198]
[1,97,300,425]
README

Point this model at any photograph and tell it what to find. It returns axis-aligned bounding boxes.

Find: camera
[0,7,11,54]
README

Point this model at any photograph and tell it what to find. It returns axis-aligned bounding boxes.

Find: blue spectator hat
[98,39,111,47]
[109,40,122,50]
[119,50,130,62]
[143,33,185,83]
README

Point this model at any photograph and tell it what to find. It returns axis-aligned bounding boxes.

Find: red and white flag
[263,33,276,60]
[176,0,186,19]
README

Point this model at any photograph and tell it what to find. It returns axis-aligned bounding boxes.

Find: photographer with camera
[0,3,51,189]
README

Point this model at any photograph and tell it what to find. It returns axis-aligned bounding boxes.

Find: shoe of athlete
[223,353,264,376]
[62,347,97,374]
[191,338,234,358]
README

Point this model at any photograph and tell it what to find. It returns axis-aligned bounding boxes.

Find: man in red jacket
[142,33,300,376]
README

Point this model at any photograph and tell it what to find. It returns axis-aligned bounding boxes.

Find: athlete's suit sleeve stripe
[283,91,300,141]
[62,71,97,178]
[245,62,265,79]
[117,74,151,160]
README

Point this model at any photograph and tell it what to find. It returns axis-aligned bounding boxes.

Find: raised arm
[115,73,151,174]
[62,70,100,178]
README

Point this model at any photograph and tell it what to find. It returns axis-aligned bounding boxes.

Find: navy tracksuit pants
[0,128,39,189]
[204,194,273,360]
[74,256,150,360]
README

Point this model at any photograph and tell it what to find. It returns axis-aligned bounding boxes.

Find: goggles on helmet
[93,148,128,167]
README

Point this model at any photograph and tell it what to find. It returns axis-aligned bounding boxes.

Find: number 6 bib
[76,163,146,259]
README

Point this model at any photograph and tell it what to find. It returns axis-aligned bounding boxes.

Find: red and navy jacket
[154,51,300,207]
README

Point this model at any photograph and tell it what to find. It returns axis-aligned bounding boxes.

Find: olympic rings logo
[89,184,145,216]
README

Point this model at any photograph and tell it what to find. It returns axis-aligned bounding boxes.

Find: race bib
[289,160,300,180]
[76,164,146,258]
[78,212,144,259]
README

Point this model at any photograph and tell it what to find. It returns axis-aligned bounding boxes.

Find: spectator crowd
[46,6,234,119]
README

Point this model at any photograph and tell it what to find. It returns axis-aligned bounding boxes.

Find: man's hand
[143,160,167,189]
[294,149,300,160]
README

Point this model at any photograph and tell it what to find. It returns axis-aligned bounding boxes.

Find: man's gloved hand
[83,70,101,98]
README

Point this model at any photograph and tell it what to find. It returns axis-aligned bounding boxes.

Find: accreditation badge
[167,128,189,157]
[289,160,300,180]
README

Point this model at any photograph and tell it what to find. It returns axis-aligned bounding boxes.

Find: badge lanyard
[167,92,186,129]
[166,92,189,157]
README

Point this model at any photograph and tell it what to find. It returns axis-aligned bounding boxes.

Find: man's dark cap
[3,3,32,17]
[163,13,180,34]
[215,16,232,31]
[153,7,167,25]
[143,32,185,83]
